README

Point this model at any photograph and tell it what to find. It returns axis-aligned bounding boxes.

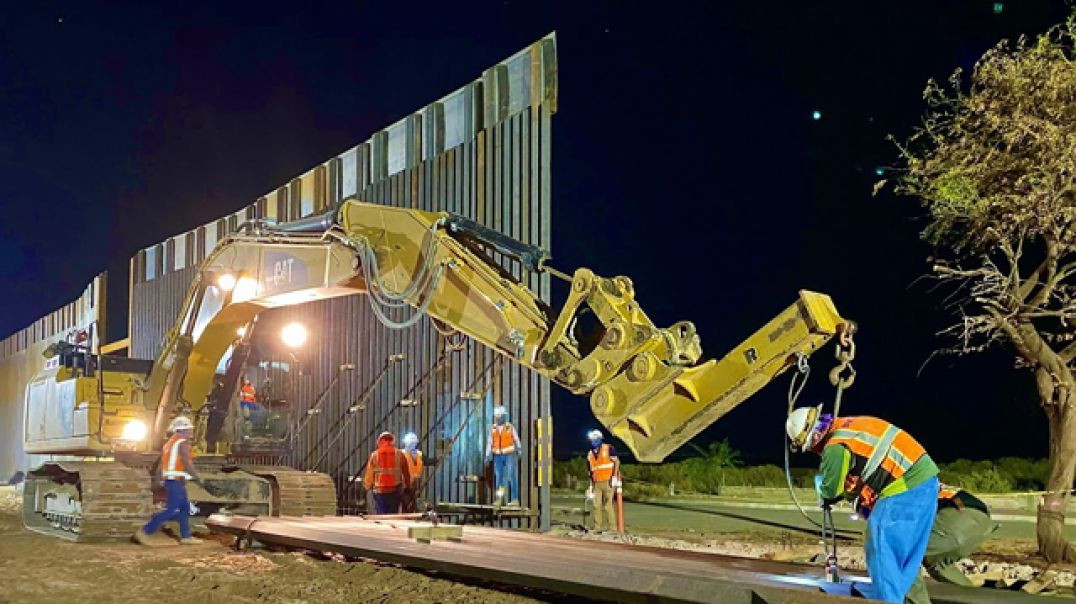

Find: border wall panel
[126,35,556,527]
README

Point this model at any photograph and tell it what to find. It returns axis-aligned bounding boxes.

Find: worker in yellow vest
[363,432,411,514]
[134,416,205,545]
[585,429,621,533]
[400,432,424,512]
[485,406,521,506]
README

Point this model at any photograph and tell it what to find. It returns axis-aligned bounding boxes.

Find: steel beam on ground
[208,514,1050,604]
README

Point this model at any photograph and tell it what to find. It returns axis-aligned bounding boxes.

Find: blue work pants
[372,485,402,514]
[493,452,518,502]
[861,476,939,603]
[143,479,192,538]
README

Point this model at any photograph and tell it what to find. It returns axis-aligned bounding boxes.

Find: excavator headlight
[232,277,259,303]
[217,273,237,292]
[281,322,308,348]
[120,419,148,442]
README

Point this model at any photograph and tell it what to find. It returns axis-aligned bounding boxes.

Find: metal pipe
[269,209,337,233]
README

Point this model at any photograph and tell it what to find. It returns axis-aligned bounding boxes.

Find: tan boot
[179,536,203,545]
[132,528,152,545]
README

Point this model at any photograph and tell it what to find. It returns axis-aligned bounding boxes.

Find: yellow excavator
[22,198,854,541]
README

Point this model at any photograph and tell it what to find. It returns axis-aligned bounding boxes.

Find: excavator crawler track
[23,461,152,543]
[235,466,337,516]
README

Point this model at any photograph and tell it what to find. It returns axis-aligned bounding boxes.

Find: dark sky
[0,1,1069,463]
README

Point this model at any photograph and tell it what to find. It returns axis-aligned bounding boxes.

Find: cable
[782,360,825,531]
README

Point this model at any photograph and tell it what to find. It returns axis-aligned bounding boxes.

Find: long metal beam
[207,514,1048,604]
[209,514,855,603]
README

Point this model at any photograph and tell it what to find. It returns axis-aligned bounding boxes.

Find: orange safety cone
[615,475,625,532]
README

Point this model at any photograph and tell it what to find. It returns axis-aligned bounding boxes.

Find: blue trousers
[493,453,518,502]
[861,476,939,603]
[372,486,401,514]
[144,479,192,538]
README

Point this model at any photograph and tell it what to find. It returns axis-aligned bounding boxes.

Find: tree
[882,18,1076,562]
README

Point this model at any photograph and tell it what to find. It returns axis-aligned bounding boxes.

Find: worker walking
[905,484,997,604]
[363,432,410,514]
[400,432,424,513]
[134,416,205,545]
[485,406,521,506]
[585,429,621,533]
[787,406,939,603]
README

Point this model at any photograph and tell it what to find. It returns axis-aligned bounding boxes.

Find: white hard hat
[377,431,394,442]
[587,429,603,441]
[786,405,822,451]
[402,432,419,448]
[170,416,194,432]
[493,406,507,417]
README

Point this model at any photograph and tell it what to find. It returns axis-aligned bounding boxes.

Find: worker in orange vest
[363,431,410,514]
[400,432,424,512]
[134,416,206,545]
[788,406,939,603]
[585,429,621,533]
[484,406,521,506]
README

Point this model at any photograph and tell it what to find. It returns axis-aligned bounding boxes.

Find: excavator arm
[149,198,853,462]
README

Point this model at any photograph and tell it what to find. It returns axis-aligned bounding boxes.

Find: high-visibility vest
[490,423,516,455]
[368,446,405,493]
[822,416,928,512]
[938,482,961,501]
[240,383,256,403]
[587,444,616,482]
[160,434,195,480]
[403,450,423,485]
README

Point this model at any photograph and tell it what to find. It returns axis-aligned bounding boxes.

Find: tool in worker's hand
[822,503,840,584]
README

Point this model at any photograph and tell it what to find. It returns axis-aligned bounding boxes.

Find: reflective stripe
[492,445,516,454]
[832,429,878,445]
[863,425,900,483]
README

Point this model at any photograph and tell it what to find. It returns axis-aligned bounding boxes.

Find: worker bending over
[134,416,205,545]
[363,432,410,514]
[906,484,997,604]
[400,432,424,513]
[585,429,621,533]
[788,406,938,603]
[485,406,521,506]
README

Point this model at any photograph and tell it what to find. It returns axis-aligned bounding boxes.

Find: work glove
[610,477,622,489]
[585,486,594,501]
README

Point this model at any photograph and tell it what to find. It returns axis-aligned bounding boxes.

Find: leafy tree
[883,18,1076,561]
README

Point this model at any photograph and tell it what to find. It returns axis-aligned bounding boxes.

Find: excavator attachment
[592,291,848,462]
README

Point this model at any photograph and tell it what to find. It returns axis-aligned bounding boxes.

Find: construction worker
[400,432,424,513]
[485,406,521,506]
[585,429,621,533]
[905,484,997,604]
[134,416,205,545]
[787,406,939,604]
[363,431,410,514]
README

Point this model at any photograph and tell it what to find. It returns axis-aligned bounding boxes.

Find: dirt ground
[6,484,1073,603]
[0,486,545,604]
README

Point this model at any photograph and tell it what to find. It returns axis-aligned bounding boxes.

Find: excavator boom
[142,198,851,463]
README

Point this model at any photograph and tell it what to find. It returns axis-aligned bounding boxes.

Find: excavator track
[23,461,152,543]
[235,466,337,516]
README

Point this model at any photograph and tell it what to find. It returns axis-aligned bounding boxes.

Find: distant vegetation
[555,442,1056,498]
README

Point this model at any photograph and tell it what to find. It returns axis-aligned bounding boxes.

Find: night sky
[0,1,1069,464]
